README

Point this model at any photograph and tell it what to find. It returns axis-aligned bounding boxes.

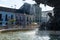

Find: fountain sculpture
[34,0,60,40]
[34,0,60,31]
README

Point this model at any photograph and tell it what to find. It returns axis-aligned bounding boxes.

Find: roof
[16,3,33,15]
[0,3,36,15]
[0,6,17,13]
[0,6,28,14]
[0,6,30,15]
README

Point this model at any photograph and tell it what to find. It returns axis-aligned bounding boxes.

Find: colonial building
[30,4,42,24]
[15,3,36,27]
[0,6,35,27]
[0,3,39,28]
[15,13,35,26]
[0,7,16,26]
[19,3,42,24]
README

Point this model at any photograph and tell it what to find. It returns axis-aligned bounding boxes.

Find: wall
[0,11,15,26]
[15,13,35,26]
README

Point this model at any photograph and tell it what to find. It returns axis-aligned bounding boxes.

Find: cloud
[40,4,54,11]
[0,0,53,11]
[25,0,35,4]
[0,4,7,7]
[0,4,12,8]
[0,0,8,2]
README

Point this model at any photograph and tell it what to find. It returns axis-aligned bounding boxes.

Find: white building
[15,11,35,26]
[30,4,42,24]
[41,10,54,22]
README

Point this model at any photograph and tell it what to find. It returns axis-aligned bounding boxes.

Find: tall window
[5,14,8,21]
[11,15,13,19]
[0,22,2,25]
[27,17,29,21]
[11,15,14,24]
[30,18,31,24]
[0,14,2,21]
[20,16,21,21]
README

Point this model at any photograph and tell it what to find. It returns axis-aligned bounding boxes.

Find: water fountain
[34,0,60,31]
[34,0,60,40]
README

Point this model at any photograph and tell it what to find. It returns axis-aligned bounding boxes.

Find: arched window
[0,14,2,21]
[27,17,29,21]
[11,15,13,19]
[5,14,8,21]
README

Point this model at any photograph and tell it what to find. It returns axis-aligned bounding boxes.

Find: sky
[0,0,54,11]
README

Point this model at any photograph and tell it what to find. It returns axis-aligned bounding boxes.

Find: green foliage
[9,19,16,23]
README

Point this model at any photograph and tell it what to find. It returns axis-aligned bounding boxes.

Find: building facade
[31,4,42,24]
[0,7,16,26]
[15,13,35,27]
[15,3,36,27]
[0,3,38,28]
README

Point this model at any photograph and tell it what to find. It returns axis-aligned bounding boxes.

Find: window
[0,14,2,21]
[20,16,21,21]
[6,23,8,25]
[30,18,31,21]
[11,15,13,19]
[30,18,31,24]
[0,22,2,25]
[20,16,24,21]
[5,14,8,21]
[11,15,14,24]
[27,17,29,21]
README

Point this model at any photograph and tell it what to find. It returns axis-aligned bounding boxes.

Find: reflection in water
[0,29,50,40]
